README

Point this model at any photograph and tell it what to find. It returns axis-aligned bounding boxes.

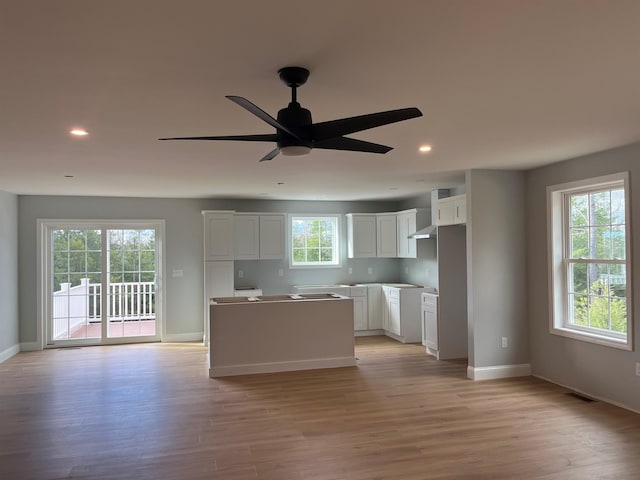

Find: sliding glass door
[43,221,163,346]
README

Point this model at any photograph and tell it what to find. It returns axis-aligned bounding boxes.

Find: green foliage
[572,280,627,333]
[52,228,156,291]
[291,218,337,264]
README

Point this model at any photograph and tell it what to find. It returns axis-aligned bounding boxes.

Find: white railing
[52,279,156,339]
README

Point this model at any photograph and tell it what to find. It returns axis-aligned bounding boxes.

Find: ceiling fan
[159,67,423,162]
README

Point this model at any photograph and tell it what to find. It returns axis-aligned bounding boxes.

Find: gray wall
[17,196,406,344]
[398,192,439,289]
[466,170,528,368]
[526,143,640,412]
[0,191,19,360]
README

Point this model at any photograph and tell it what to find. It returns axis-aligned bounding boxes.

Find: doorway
[40,221,164,347]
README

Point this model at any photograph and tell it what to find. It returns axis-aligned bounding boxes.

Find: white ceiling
[2,0,640,201]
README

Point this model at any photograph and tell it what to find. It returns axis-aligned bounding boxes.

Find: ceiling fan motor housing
[276,104,312,149]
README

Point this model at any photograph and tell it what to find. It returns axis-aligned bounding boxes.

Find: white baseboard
[355,329,384,337]
[164,332,204,343]
[210,356,357,378]
[0,344,20,363]
[468,363,531,380]
[19,341,42,352]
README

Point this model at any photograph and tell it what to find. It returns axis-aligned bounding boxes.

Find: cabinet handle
[456,206,459,217]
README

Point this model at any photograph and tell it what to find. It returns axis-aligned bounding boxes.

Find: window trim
[288,214,342,269]
[547,172,633,350]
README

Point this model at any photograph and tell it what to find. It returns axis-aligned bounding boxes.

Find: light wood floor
[1,336,639,480]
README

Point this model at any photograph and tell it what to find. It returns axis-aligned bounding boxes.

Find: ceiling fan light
[280,145,311,156]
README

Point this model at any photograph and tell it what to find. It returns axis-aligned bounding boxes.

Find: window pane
[570,293,588,326]
[611,189,625,225]
[590,191,610,225]
[68,230,86,250]
[594,226,612,259]
[611,226,626,259]
[570,228,587,258]
[69,252,86,273]
[569,263,587,294]
[570,194,588,227]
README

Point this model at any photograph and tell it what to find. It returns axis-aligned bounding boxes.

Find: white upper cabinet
[234,214,260,260]
[453,195,467,224]
[376,213,397,257]
[435,194,466,226]
[233,213,285,260]
[346,214,377,258]
[396,209,417,258]
[203,211,235,261]
[259,214,285,259]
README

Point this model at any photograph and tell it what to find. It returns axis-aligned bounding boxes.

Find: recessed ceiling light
[63,175,74,178]
[419,145,432,153]
[70,129,88,136]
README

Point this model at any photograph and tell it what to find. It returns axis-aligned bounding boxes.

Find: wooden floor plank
[1,336,639,479]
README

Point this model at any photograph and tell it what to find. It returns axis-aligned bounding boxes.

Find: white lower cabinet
[381,286,424,343]
[422,293,438,353]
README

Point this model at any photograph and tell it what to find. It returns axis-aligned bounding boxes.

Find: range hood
[409,224,437,239]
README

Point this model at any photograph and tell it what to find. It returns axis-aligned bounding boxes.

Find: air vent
[567,392,596,403]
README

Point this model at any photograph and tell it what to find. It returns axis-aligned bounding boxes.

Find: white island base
[209,294,356,377]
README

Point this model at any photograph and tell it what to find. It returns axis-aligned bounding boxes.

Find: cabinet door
[397,211,417,258]
[381,287,390,330]
[367,285,383,329]
[347,215,377,258]
[423,295,438,350]
[436,199,455,226]
[259,215,285,259]
[204,212,234,261]
[353,296,368,331]
[454,196,467,224]
[389,297,401,336]
[234,215,259,260]
[376,214,397,257]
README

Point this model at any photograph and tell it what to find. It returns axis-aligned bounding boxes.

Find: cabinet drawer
[422,294,437,307]
[387,288,400,300]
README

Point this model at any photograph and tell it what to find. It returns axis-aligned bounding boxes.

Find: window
[548,172,632,350]
[290,215,340,267]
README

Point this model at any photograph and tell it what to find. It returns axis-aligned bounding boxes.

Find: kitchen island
[209,294,355,377]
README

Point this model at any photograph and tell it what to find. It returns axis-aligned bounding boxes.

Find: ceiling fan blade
[259,147,281,162]
[226,96,302,141]
[159,134,277,142]
[313,137,393,154]
[312,107,422,142]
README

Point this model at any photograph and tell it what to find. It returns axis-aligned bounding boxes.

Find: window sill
[550,326,632,351]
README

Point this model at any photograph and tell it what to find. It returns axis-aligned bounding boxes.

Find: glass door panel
[51,229,103,341]
[107,228,157,339]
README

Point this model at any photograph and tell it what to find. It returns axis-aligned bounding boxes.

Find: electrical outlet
[238,270,243,278]
[367,267,373,275]
[278,268,284,277]
[348,267,353,275]
[501,337,508,348]
[405,266,409,274]
[636,362,640,377]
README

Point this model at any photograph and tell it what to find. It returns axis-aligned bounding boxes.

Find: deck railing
[53,279,156,339]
